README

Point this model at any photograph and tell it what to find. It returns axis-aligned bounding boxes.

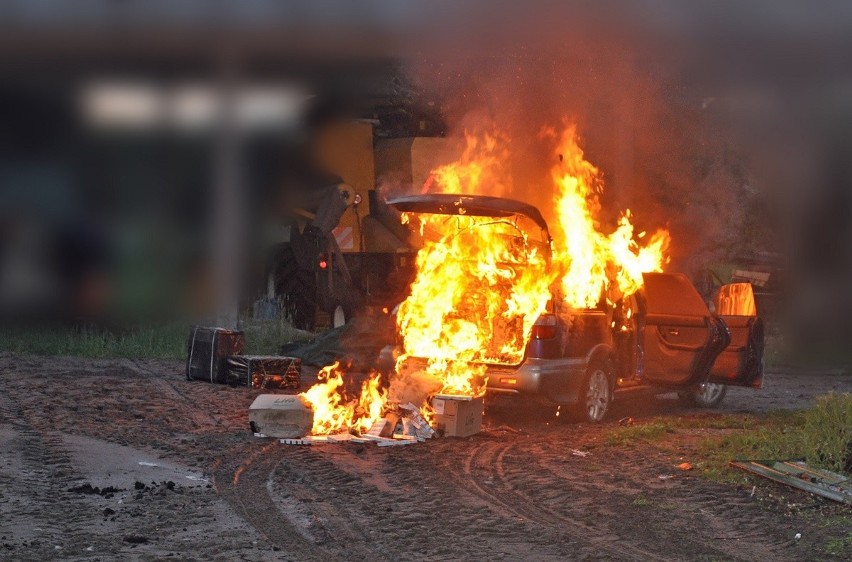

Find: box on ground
[186,326,245,383]
[224,355,301,390]
[249,394,314,438]
[431,394,483,437]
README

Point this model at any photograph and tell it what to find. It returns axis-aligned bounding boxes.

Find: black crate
[186,326,246,383]
[223,355,301,390]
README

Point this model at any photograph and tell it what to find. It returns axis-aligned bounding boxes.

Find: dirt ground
[1,352,850,561]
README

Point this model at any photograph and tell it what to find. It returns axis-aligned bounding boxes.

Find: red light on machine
[318,252,329,269]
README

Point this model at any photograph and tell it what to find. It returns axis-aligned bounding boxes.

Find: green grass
[606,420,678,446]
[242,318,315,355]
[704,394,852,476]
[0,324,187,359]
[0,317,316,360]
[631,494,651,507]
[604,414,754,446]
[826,533,852,557]
[603,395,852,483]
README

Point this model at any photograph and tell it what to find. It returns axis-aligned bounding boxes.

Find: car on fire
[384,193,765,423]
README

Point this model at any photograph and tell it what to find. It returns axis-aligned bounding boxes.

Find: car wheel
[577,360,613,423]
[679,382,727,408]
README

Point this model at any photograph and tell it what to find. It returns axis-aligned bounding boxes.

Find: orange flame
[307,123,670,429]
[394,128,553,397]
[299,362,387,435]
[427,128,512,196]
[550,125,670,308]
[395,210,553,396]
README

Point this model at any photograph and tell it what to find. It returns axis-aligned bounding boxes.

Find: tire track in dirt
[214,443,392,561]
[127,359,225,429]
[447,438,670,562]
[213,443,326,561]
[663,486,798,560]
[269,448,391,561]
[526,436,798,561]
[0,387,101,556]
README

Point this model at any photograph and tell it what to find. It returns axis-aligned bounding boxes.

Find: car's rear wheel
[577,359,613,423]
[679,382,727,408]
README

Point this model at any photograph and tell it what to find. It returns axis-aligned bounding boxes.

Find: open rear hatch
[387,193,551,237]
[387,193,552,369]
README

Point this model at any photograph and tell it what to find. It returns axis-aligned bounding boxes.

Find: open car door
[639,273,730,387]
[707,283,765,388]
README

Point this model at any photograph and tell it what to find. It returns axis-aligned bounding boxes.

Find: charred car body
[386,194,765,423]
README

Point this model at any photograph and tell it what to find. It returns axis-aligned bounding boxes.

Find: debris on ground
[730,460,852,505]
[570,449,590,458]
[279,400,437,446]
[677,462,694,471]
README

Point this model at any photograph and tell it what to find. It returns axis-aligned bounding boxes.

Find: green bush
[799,393,852,473]
[713,393,852,475]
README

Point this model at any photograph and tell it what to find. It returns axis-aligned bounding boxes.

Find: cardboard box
[431,394,483,437]
[248,394,314,439]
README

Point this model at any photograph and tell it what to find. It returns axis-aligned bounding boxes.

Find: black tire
[576,358,614,423]
[678,382,727,408]
[271,245,317,331]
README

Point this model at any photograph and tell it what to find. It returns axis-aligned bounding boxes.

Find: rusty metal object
[730,460,852,505]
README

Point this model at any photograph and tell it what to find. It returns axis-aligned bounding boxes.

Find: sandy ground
[1,352,850,561]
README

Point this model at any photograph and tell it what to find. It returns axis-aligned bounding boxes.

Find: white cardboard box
[248,394,313,438]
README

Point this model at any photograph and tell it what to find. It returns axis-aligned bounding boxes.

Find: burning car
[296,126,763,436]
[385,193,764,423]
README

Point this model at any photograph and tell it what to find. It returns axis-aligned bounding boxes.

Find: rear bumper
[382,349,589,405]
[487,358,588,404]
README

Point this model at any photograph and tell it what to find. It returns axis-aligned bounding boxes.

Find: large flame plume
[299,123,670,434]
[395,210,553,396]
[549,125,670,308]
[424,128,512,196]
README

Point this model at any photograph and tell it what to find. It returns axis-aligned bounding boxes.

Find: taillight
[532,314,557,339]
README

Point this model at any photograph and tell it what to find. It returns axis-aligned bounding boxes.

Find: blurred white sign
[81,81,310,132]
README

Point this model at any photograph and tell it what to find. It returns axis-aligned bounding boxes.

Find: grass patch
[826,533,852,557]
[604,414,756,447]
[632,494,651,507]
[0,324,187,359]
[0,317,316,360]
[242,319,315,355]
[602,395,851,483]
[703,394,852,476]
[606,420,677,446]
